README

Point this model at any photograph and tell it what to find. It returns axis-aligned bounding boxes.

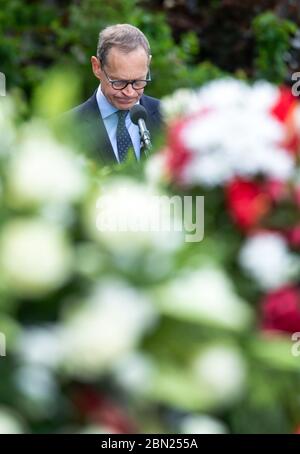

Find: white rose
[0,218,73,296]
[157,267,252,331]
[180,414,228,434]
[0,407,24,434]
[161,88,200,121]
[192,345,247,405]
[145,152,167,187]
[14,365,58,417]
[181,103,291,187]
[0,97,16,155]
[239,232,300,290]
[8,123,86,206]
[60,280,157,378]
[167,80,294,188]
[84,178,183,255]
[15,326,62,369]
[113,353,155,395]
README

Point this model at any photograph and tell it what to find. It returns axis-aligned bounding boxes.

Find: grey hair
[97,24,151,66]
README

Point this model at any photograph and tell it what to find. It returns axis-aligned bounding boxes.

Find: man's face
[92,46,150,110]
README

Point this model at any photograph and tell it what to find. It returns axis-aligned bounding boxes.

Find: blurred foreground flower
[60,280,157,379]
[7,122,87,207]
[239,232,300,290]
[0,97,16,156]
[0,218,73,297]
[180,414,228,434]
[160,79,296,187]
[192,345,247,406]
[84,178,184,257]
[0,408,24,434]
[156,267,252,331]
[261,285,300,333]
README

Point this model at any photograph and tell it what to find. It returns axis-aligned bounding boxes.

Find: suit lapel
[140,95,162,159]
[83,91,117,164]
[140,95,159,136]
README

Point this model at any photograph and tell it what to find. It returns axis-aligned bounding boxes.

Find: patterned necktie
[116,110,134,162]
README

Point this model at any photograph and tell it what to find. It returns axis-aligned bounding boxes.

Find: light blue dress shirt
[96,86,141,162]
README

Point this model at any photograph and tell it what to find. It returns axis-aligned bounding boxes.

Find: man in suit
[69,24,161,165]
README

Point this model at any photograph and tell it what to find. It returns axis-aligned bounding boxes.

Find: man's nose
[122,83,136,96]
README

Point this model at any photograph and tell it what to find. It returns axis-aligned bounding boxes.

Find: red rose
[263,179,288,203]
[261,286,300,334]
[164,119,192,184]
[271,86,299,155]
[226,178,271,231]
[286,225,300,248]
[165,108,211,185]
[72,386,137,434]
[294,186,300,207]
[271,86,296,123]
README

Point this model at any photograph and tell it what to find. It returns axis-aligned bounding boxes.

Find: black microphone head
[130,104,148,124]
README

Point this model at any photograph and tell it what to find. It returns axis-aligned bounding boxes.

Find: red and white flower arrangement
[153,78,300,335]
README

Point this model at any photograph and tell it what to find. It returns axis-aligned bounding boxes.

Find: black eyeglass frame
[100,63,151,91]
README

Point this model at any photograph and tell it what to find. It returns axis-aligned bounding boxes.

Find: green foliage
[1,0,219,102]
[0,0,60,93]
[1,1,299,104]
[253,12,297,83]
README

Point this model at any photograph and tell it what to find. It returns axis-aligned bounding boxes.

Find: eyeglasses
[101,66,151,90]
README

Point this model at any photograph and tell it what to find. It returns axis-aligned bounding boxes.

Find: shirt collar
[96,85,141,119]
[96,85,118,119]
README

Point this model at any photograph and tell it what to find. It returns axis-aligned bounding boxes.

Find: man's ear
[91,56,102,80]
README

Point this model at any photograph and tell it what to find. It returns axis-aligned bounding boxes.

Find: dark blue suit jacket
[69,91,162,164]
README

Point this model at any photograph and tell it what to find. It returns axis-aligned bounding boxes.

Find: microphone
[130,105,152,154]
